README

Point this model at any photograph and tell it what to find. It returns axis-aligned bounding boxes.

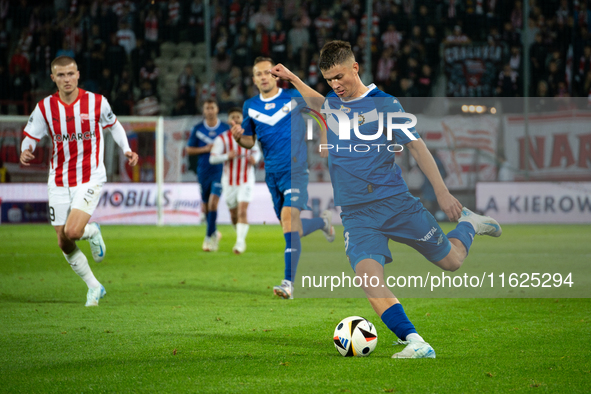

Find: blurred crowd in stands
[0,0,588,116]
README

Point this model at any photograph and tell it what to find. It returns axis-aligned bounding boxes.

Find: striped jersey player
[209,107,261,254]
[20,56,138,307]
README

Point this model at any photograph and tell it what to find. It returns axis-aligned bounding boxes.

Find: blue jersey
[187,120,229,179]
[324,84,420,207]
[241,88,308,173]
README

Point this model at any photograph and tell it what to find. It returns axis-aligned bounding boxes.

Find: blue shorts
[199,172,222,203]
[340,192,452,271]
[265,169,309,220]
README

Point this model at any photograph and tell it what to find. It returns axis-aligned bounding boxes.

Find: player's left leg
[207,192,222,252]
[433,207,502,272]
[233,201,249,254]
[354,258,436,359]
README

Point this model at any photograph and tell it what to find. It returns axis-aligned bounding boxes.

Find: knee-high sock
[284,231,301,282]
[301,218,325,237]
[381,303,417,341]
[236,223,249,244]
[63,246,100,289]
[206,211,217,237]
[447,222,475,254]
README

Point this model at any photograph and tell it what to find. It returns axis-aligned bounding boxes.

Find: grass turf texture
[0,224,590,393]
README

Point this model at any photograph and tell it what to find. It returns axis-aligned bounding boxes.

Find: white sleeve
[251,142,262,164]
[99,96,131,153]
[22,104,49,152]
[107,120,131,153]
[209,136,228,164]
[99,96,118,128]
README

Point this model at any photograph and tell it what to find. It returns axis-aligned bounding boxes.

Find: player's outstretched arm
[269,64,325,111]
[406,139,462,221]
[186,144,213,156]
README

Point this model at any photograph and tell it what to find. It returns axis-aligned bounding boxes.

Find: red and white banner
[419,115,498,189]
[503,111,591,181]
[476,182,591,223]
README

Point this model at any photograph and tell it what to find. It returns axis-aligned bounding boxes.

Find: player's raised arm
[406,138,462,221]
[269,64,324,111]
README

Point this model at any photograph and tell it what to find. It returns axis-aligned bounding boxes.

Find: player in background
[231,57,335,299]
[209,107,261,254]
[269,41,502,357]
[186,99,228,252]
[19,56,139,307]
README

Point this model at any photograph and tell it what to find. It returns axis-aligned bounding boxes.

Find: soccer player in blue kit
[231,57,336,299]
[186,99,228,252]
[269,41,502,358]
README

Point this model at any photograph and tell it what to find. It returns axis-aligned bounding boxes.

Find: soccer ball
[333,316,378,357]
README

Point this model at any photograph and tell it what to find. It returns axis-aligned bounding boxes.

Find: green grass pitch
[1,224,590,393]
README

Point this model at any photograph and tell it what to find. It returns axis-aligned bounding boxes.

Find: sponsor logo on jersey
[265,103,276,110]
[53,131,96,142]
[339,105,351,113]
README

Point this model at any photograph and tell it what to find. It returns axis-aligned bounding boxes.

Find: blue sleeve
[187,126,199,147]
[242,101,256,137]
[220,122,230,132]
[379,95,420,145]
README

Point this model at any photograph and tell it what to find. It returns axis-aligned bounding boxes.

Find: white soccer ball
[333,316,378,357]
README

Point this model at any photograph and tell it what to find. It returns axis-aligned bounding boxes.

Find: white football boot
[209,231,222,252]
[202,236,211,252]
[458,207,502,237]
[232,241,246,255]
[321,210,335,243]
[88,222,106,262]
[392,339,436,359]
[85,284,106,307]
[273,279,293,299]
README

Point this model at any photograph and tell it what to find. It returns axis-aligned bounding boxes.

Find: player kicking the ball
[269,41,502,357]
[231,57,336,299]
[209,107,261,254]
[20,56,138,307]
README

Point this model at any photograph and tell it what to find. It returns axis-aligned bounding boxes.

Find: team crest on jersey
[265,103,276,110]
[358,113,366,125]
[282,104,290,113]
[80,113,90,122]
[339,105,351,113]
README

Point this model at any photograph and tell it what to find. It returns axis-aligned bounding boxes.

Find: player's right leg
[201,180,212,251]
[50,185,104,307]
[354,259,435,359]
[342,199,435,358]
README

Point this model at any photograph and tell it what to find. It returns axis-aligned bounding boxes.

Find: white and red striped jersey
[210,130,261,186]
[23,89,129,188]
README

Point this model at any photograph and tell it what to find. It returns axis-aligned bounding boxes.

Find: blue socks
[284,231,301,281]
[301,218,325,236]
[381,303,417,340]
[447,222,475,254]
[206,211,217,237]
